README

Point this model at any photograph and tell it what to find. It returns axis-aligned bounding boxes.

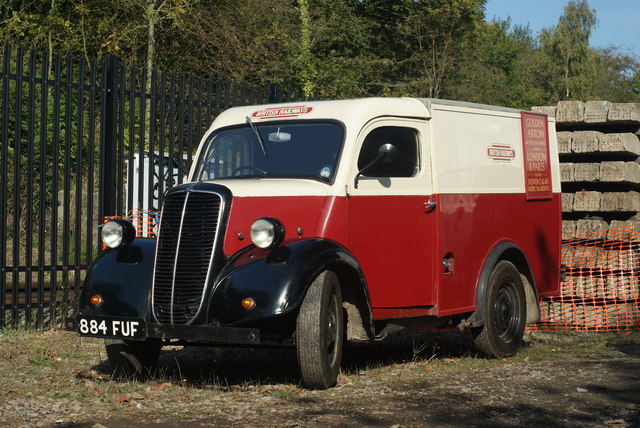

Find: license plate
[77,316,146,340]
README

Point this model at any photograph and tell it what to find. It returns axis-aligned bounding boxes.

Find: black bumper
[148,323,260,344]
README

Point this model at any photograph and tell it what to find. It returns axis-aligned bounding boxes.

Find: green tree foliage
[298,0,376,98]
[297,0,315,97]
[1,0,639,107]
[1,0,83,52]
[175,0,298,84]
[396,0,485,98]
[450,20,555,108]
[590,47,640,102]
[540,0,597,100]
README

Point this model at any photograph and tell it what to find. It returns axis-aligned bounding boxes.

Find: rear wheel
[296,270,344,389]
[473,260,526,358]
[105,338,162,379]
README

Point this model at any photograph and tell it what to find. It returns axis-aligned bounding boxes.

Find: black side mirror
[354,143,398,189]
[378,143,398,163]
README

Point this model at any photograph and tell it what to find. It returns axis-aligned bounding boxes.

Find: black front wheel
[296,270,344,389]
[473,260,526,358]
[105,338,162,379]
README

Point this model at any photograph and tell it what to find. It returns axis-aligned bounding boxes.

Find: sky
[484,0,640,55]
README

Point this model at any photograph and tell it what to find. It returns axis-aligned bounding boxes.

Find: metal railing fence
[0,43,302,329]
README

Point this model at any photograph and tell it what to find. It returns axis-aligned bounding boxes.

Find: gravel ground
[0,328,639,427]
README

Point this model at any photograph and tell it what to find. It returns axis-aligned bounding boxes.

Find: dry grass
[1,328,639,426]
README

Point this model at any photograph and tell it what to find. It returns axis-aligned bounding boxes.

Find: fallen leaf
[151,382,172,391]
[115,394,129,405]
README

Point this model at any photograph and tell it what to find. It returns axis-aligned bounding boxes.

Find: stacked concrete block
[572,131,601,153]
[573,191,601,211]
[556,131,572,154]
[573,163,598,182]
[602,192,640,212]
[601,133,640,155]
[608,103,640,123]
[584,101,611,123]
[561,193,574,212]
[534,101,640,240]
[562,220,577,239]
[600,162,640,183]
[560,162,575,182]
[555,100,585,124]
[575,218,610,236]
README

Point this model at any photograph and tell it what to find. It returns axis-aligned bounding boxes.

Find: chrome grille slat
[152,190,222,324]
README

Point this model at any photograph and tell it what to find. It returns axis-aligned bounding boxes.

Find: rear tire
[473,260,526,358]
[105,338,162,379]
[296,270,344,389]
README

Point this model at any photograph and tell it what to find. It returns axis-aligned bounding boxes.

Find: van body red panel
[435,192,561,316]
[221,190,561,319]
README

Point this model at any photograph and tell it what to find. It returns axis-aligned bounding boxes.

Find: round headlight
[101,219,136,249]
[250,217,285,249]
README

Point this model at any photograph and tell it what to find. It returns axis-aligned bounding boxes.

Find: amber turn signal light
[89,295,103,307]
[241,297,256,311]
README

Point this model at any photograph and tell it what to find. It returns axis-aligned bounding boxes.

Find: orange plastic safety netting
[531,225,640,332]
[103,209,160,240]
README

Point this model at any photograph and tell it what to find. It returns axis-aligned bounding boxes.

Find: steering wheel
[232,165,268,176]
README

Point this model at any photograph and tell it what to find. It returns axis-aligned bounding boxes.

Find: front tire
[473,260,526,358]
[105,338,162,379]
[296,270,344,389]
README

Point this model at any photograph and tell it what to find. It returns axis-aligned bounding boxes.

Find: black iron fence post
[0,43,10,328]
[99,56,119,220]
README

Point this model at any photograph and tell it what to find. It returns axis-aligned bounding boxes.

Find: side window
[357,126,419,177]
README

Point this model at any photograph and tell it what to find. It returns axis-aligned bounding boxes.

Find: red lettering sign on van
[251,106,313,120]
[521,111,552,200]
[487,144,516,162]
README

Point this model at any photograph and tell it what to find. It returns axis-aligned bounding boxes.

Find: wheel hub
[495,287,515,335]
[326,296,338,356]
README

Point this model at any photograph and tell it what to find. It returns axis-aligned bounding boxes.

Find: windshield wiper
[245,116,268,157]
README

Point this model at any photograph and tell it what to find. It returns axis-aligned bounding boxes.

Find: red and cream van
[78,97,561,389]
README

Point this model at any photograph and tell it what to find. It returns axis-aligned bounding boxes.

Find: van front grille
[152,190,222,324]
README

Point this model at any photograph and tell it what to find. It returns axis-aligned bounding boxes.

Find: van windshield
[193,122,344,183]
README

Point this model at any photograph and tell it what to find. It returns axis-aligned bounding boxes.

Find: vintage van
[77,98,561,389]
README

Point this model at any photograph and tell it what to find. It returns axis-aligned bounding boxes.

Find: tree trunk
[146,0,156,92]
[48,0,55,77]
[144,0,157,147]
[298,0,314,97]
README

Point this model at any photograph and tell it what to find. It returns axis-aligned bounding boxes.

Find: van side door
[346,119,436,309]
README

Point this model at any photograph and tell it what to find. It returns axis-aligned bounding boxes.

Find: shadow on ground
[92,329,479,388]
[78,331,640,427]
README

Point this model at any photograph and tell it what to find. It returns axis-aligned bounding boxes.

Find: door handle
[424,199,437,213]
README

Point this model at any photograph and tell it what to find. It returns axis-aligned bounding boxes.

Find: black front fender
[79,238,156,319]
[209,238,363,328]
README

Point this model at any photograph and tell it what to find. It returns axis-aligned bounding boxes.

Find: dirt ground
[0,328,639,428]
